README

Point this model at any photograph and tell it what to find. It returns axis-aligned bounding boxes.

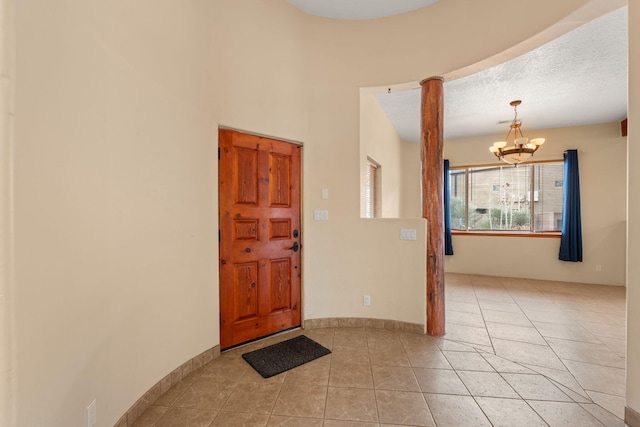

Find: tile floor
[132,273,627,426]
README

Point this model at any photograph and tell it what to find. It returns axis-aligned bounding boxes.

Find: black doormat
[242,335,331,378]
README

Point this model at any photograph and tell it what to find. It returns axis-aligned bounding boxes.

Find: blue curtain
[559,149,582,262]
[444,159,454,255]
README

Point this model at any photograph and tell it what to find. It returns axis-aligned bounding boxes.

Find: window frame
[450,160,563,238]
[364,157,381,219]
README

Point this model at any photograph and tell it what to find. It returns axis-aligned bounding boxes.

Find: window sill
[452,230,561,238]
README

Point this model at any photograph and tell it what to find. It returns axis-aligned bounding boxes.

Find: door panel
[219,129,301,349]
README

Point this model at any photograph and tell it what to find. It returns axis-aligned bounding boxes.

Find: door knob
[288,242,299,252]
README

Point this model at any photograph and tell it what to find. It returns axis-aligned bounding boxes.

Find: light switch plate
[321,189,329,199]
[314,210,329,221]
[400,229,417,240]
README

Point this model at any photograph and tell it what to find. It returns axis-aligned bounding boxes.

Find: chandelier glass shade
[490,100,545,165]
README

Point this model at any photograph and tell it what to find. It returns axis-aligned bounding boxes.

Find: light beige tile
[597,336,626,358]
[434,339,478,352]
[222,382,282,414]
[568,309,626,326]
[302,329,335,351]
[522,364,589,400]
[446,287,478,302]
[424,393,491,426]
[492,338,565,370]
[375,390,434,426]
[473,286,505,299]
[366,330,400,345]
[413,368,469,395]
[371,365,420,392]
[487,322,545,345]
[501,373,572,401]
[469,275,502,287]
[267,415,324,427]
[442,351,495,372]
[334,330,367,347]
[271,383,327,418]
[475,397,547,427]
[154,407,218,427]
[331,345,370,365]
[445,272,473,285]
[470,343,495,353]
[532,321,600,343]
[322,420,379,427]
[456,371,519,398]
[443,323,492,347]
[580,403,626,427]
[130,406,169,427]
[478,300,523,313]
[527,400,603,426]
[521,308,579,325]
[199,356,249,383]
[446,300,481,314]
[324,387,378,423]
[283,358,330,386]
[406,349,452,369]
[153,376,197,407]
[329,363,374,389]
[578,320,626,340]
[398,331,435,343]
[474,290,514,302]
[445,310,485,327]
[553,381,593,403]
[480,353,535,374]
[173,378,236,410]
[240,366,288,383]
[547,337,625,368]
[211,411,269,426]
[398,334,440,353]
[512,300,559,314]
[367,344,410,367]
[586,390,626,419]
[129,274,626,427]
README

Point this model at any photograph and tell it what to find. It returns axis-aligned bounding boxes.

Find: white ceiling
[286,0,439,20]
[286,1,628,142]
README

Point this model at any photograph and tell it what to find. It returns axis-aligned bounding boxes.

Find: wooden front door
[218,129,302,349]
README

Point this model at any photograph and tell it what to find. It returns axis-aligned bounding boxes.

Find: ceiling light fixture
[490,100,545,166]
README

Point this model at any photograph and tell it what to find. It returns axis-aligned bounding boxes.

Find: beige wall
[0,0,15,425]
[303,218,426,325]
[443,123,627,286]
[359,90,424,219]
[359,90,403,218]
[13,1,220,426]
[3,0,634,426]
[627,0,639,418]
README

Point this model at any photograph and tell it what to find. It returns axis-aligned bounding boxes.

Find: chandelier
[489,100,545,165]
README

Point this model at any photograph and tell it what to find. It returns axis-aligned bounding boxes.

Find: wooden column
[420,77,445,336]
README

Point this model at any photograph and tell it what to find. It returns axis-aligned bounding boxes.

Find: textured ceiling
[376,6,628,141]
[286,0,439,20]
[285,1,628,143]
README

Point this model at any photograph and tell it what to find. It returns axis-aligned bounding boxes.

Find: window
[450,162,563,233]
[365,158,380,218]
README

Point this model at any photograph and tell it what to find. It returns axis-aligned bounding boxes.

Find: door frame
[217,126,304,348]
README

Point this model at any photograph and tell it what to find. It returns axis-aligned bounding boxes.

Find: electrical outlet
[87,399,96,427]
[596,265,602,272]
[363,295,371,306]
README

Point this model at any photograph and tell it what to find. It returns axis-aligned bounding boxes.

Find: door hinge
[218,147,221,160]
[218,230,221,242]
